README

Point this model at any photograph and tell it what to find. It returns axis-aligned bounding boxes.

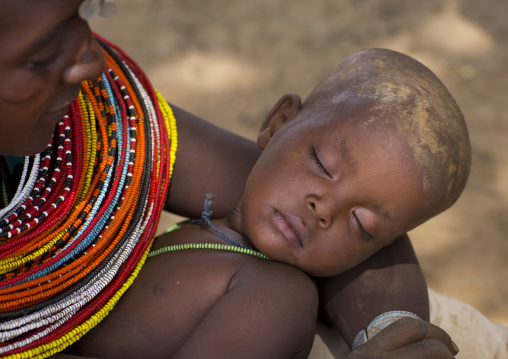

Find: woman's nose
[63,25,105,84]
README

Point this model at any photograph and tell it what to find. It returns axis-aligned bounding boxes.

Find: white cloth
[308,288,508,359]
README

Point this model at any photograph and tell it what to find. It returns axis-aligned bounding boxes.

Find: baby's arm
[172,262,318,359]
[165,103,261,219]
[317,234,429,347]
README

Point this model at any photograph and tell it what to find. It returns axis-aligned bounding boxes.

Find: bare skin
[0,0,104,155]
[67,224,318,359]
[317,234,429,346]
[66,84,461,358]
[0,2,462,358]
[166,103,261,218]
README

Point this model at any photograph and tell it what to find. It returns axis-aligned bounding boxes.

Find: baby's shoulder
[146,222,318,322]
[149,222,314,293]
[69,224,317,358]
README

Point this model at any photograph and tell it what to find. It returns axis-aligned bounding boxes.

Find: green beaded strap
[148,242,271,261]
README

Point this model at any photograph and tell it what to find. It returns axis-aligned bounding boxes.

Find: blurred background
[91,0,508,325]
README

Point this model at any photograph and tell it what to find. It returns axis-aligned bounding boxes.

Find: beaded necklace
[149,242,271,261]
[0,34,177,358]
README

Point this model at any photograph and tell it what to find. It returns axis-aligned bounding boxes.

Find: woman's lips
[272,211,303,247]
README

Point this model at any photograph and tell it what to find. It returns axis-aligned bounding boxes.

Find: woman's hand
[347,317,459,359]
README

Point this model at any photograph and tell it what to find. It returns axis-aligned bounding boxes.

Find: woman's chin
[7,140,51,157]
[9,125,57,156]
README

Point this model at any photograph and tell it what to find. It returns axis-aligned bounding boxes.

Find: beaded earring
[79,0,117,21]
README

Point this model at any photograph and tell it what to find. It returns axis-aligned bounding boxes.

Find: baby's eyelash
[310,146,332,178]
[353,212,373,240]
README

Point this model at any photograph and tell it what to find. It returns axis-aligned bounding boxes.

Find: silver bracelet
[352,310,421,349]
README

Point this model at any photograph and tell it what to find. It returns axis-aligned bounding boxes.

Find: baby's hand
[346,317,458,359]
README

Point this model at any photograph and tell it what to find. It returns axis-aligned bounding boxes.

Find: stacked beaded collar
[0,34,177,358]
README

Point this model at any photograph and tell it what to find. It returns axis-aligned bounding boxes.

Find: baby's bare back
[67,224,318,359]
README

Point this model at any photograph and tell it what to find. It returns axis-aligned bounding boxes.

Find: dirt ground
[91,0,508,325]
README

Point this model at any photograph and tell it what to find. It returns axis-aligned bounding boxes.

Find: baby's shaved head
[303,48,471,218]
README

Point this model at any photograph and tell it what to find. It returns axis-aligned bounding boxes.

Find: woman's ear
[257,94,302,150]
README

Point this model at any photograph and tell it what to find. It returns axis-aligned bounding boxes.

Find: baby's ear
[257,94,302,149]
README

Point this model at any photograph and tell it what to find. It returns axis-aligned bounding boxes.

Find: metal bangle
[352,310,421,349]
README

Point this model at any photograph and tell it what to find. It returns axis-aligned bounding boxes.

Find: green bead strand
[148,242,271,261]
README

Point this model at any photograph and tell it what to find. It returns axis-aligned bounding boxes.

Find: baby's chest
[83,252,243,357]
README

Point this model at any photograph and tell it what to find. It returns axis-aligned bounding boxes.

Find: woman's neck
[0,155,24,205]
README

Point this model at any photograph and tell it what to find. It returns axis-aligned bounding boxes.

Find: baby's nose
[306,197,333,229]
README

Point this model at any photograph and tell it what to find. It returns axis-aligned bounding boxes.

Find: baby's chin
[298,258,360,277]
[272,257,337,278]
[303,267,343,278]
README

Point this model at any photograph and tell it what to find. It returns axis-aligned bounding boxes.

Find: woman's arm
[165,103,261,219]
[317,234,429,347]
